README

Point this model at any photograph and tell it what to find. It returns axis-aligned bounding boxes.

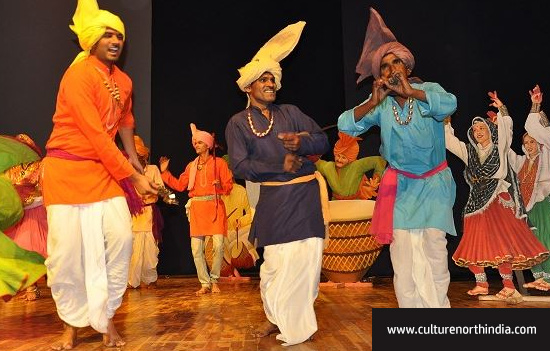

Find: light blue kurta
[338,82,457,235]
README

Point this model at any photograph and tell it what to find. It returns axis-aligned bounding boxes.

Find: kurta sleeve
[337,99,380,137]
[290,106,330,157]
[416,82,458,121]
[217,158,233,196]
[161,164,190,192]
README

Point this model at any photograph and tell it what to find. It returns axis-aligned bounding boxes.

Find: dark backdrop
[152,0,550,278]
[152,0,346,275]
[0,0,152,147]
[2,0,549,280]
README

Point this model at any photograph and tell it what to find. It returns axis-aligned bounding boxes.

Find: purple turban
[356,8,415,82]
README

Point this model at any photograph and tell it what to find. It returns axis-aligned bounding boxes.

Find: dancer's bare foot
[147,281,157,289]
[211,283,221,293]
[102,319,125,347]
[50,323,77,350]
[195,286,210,296]
[252,320,278,338]
[495,287,518,300]
[523,278,550,291]
[466,285,489,296]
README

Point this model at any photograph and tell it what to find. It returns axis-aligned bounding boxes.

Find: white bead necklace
[392,98,414,125]
[247,108,274,137]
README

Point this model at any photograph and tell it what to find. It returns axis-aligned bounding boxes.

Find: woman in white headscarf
[508,85,550,292]
[446,91,549,300]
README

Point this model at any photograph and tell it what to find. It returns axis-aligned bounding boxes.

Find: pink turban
[356,8,415,82]
[333,132,362,162]
[190,123,214,149]
[370,42,414,80]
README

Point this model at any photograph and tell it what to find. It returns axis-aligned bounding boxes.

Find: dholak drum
[322,200,382,283]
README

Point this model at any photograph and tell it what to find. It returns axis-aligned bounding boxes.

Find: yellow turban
[134,135,149,158]
[236,21,306,101]
[69,0,125,66]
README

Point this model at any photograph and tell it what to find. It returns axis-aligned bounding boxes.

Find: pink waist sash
[370,160,448,244]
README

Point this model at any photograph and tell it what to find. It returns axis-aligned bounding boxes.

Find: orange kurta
[161,156,233,237]
[42,56,135,205]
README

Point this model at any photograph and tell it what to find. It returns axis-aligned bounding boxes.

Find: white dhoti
[45,196,133,333]
[390,228,450,308]
[260,237,323,346]
[128,230,159,288]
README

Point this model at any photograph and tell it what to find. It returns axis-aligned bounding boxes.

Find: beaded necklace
[197,156,209,171]
[94,67,124,110]
[247,108,274,137]
[392,98,414,125]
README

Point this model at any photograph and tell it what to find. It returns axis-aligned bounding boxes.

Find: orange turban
[333,132,361,162]
[134,135,149,158]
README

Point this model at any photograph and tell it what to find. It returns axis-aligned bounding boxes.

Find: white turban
[236,21,306,93]
[69,0,125,66]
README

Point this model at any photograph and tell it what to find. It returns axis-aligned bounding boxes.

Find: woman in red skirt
[445,91,549,299]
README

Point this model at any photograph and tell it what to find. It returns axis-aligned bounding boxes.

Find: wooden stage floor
[1,275,549,351]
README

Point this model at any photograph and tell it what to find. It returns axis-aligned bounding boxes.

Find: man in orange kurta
[160,124,233,296]
[41,1,157,349]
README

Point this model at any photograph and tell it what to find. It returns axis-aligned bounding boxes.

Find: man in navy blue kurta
[225,21,330,346]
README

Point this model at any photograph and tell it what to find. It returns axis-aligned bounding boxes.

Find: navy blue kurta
[225,104,330,247]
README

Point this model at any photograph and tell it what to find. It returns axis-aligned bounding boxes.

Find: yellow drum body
[322,200,383,283]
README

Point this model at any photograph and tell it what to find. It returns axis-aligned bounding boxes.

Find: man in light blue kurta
[338,8,458,308]
[338,82,457,235]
